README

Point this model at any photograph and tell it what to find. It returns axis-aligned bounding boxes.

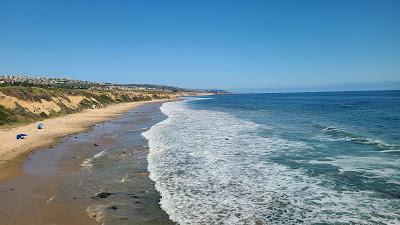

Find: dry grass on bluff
[0,86,176,126]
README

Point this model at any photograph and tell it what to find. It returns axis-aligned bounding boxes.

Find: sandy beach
[0,100,163,181]
[0,101,174,225]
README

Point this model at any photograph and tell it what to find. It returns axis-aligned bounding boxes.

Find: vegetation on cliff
[0,86,179,126]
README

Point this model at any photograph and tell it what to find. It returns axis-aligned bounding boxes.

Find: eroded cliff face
[0,86,179,126]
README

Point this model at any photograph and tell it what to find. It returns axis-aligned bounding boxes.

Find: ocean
[143,91,400,225]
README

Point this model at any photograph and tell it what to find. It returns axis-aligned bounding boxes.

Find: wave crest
[321,126,399,151]
[143,99,400,225]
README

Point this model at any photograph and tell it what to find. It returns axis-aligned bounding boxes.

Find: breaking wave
[321,126,399,151]
[143,99,400,225]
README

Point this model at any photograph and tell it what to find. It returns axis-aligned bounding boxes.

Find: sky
[0,0,399,90]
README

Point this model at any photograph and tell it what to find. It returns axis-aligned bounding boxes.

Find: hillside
[0,86,180,126]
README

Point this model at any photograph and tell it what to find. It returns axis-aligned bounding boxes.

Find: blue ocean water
[143,91,400,225]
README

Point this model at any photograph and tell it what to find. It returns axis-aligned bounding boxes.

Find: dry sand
[0,100,162,181]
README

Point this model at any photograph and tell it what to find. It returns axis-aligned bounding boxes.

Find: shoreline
[0,99,169,181]
[0,101,175,225]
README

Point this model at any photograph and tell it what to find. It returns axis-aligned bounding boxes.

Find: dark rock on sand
[107,206,118,210]
[91,192,113,199]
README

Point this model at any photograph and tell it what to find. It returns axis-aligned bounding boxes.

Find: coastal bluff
[0,76,217,181]
[0,86,179,126]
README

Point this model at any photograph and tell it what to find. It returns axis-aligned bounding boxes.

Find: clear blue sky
[0,0,399,90]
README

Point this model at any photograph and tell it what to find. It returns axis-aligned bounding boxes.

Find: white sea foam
[380,149,400,153]
[46,196,55,203]
[80,150,107,169]
[143,99,400,225]
[319,126,399,150]
[93,150,107,158]
[87,204,107,225]
[80,158,93,168]
[310,156,400,179]
[120,172,130,183]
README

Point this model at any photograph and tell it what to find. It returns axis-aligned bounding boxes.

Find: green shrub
[39,112,48,118]
[78,99,94,109]
[94,94,114,104]
[0,105,10,125]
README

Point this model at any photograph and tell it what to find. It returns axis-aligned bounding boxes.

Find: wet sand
[0,100,163,181]
[0,102,174,225]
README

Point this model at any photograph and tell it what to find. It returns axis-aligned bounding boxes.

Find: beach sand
[0,100,162,181]
[0,101,174,225]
